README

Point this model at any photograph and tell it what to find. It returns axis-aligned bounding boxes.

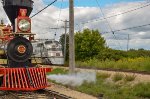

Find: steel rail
[0,89,73,99]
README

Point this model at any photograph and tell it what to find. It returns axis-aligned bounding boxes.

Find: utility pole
[64,20,68,65]
[49,20,69,65]
[127,34,129,51]
[69,0,75,73]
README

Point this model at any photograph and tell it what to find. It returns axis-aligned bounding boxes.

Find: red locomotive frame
[0,67,52,91]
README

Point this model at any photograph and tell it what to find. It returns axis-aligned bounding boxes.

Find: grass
[76,57,150,72]
[47,68,68,75]
[75,75,150,99]
[112,73,123,82]
[97,73,111,79]
[47,68,68,83]
[48,68,150,99]
[124,74,136,82]
[132,83,150,98]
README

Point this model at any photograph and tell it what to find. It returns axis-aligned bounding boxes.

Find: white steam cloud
[47,72,96,87]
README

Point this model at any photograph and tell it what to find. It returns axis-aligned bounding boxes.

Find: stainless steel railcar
[32,39,64,65]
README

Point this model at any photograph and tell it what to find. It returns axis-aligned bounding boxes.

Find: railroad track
[0,89,73,99]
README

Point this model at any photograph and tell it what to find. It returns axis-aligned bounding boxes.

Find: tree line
[59,29,150,61]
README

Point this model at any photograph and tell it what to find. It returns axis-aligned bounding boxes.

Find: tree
[59,33,69,61]
[75,29,106,60]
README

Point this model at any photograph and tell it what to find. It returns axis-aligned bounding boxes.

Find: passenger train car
[32,39,64,65]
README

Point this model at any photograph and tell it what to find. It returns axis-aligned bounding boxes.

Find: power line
[52,23,150,35]
[95,0,123,50]
[30,0,57,18]
[102,23,150,34]
[76,2,150,25]
[54,0,64,40]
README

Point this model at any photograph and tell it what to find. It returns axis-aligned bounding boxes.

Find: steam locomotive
[0,0,51,91]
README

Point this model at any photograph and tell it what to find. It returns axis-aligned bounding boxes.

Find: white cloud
[0,0,150,50]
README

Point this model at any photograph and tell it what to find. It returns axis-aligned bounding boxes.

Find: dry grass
[112,73,124,82]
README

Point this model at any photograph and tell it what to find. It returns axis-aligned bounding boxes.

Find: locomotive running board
[0,67,52,91]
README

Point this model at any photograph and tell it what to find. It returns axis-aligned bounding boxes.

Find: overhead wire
[75,2,150,25]
[54,0,64,40]
[30,0,57,18]
[49,1,150,32]
[95,0,123,50]
[102,23,150,34]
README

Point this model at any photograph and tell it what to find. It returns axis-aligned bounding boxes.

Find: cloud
[76,1,150,50]
[0,0,150,50]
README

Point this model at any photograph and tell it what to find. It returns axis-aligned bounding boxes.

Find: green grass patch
[47,68,68,83]
[132,83,150,98]
[75,73,150,99]
[76,57,150,72]
[124,74,136,82]
[48,68,150,99]
[47,68,68,75]
[97,73,111,79]
[112,73,123,82]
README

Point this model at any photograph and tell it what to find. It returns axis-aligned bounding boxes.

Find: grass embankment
[76,57,150,72]
[48,68,150,99]
[47,68,68,75]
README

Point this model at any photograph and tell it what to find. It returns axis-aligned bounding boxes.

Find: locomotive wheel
[7,36,33,63]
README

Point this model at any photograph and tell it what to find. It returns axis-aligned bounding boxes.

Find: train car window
[54,41,59,45]
[52,48,56,51]
[48,48,62,51]
[45,41,52,44]
[56,53,60,56]
[54,41,59,43]
[37,43,43,47]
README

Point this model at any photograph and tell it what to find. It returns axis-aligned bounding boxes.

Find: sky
[43,0,146,7]
[0,0,150,50]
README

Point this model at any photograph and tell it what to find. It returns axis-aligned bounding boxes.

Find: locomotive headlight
[18,19,31,32]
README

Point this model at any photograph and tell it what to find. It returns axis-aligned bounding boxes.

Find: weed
[97,73,111,79]
[76,57,150,72]
[124,74,136,82]
[112,73,123,82]
[132,83,150,98]
[47,68,68,75]
[49,68,150,99]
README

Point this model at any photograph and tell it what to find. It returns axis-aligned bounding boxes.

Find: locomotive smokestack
[2,0,33,31]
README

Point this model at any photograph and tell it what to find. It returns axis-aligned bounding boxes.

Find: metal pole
[69,0,75,73]
[64,20,67,65]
